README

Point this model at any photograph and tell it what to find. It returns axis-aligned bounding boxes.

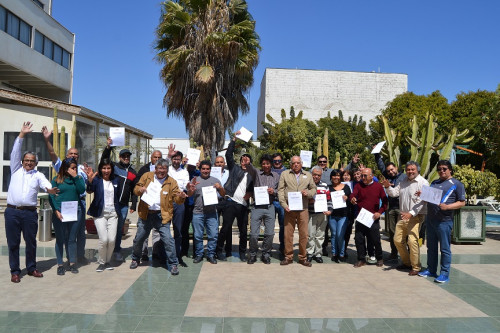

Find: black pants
[5,207,38,275]
[343,217,354,252]
[217,199,248,254]
[181,202,194,257]
[355,221,383,261]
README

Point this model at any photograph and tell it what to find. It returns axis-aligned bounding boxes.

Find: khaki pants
[307,213,327,257]
[394,214,425,271]
[284,210,309,261]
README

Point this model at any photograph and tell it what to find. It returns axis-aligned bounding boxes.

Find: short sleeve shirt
[427,177,466,221]
[193,176,221,214]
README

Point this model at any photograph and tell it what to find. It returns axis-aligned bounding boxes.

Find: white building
[0,0,152,200]
[257,68,408,135]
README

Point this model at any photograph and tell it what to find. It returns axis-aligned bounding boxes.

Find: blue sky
[52,1,500,139]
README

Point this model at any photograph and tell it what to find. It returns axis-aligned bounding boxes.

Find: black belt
[7,204,37,211]
[148,210,161,214]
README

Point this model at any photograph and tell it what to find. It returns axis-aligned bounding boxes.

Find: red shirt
[349,181,388,215]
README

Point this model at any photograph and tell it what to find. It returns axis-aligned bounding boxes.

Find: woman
[49,158,86,275]
[341,169,356,258]
[86,159,123,272]
[328,169,351,262]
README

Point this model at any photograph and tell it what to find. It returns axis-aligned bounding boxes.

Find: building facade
[257,68,408,135]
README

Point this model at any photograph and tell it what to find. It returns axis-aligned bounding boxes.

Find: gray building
[257,68,408,135]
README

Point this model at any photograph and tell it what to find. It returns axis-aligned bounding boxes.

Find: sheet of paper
[149,164,156,172]
[210,167,222,181]
[61,201,78,222]
[109,127,125,147]
[300,150,313,168]
[236,127,253,142]
[186,148,201,166]
[331,190,347,209]
[288,191,303,211]
[356,207,375,228]
[314,193,328,213]
[254,186,270,206]
[140,181,162,206]
[371,141,386,154]
[202,186,218,206]
[420,185,443,205]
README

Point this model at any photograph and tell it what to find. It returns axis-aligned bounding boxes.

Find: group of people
[5,122,465,284]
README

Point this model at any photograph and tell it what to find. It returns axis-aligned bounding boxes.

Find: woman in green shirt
[49,158,86,275]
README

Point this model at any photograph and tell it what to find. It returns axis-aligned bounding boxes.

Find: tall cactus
[379,115,401,168]
[332,151,341,169]
[52,107,59,178]
[71,118,77,148]
[322,128,329,163]
[316,138,322,158]
[59,126,66,160]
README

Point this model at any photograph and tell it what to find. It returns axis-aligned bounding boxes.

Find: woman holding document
[328,169,351,263]
[49,158,86,275]
[86,159,123,272]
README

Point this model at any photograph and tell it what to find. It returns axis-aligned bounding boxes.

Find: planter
[452,206,487,243]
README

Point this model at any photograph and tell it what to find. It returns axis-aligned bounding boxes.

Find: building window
[3,132,67,162]
[3,166,50,192]
[0,5,32,46]
[34,29,71,69]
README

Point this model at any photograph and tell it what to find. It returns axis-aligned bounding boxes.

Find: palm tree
[155,0,260,158]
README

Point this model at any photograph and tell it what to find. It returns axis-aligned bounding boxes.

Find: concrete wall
[257,68,408,135]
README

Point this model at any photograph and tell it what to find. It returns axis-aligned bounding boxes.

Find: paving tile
[347,318,392,332]
[47,313,96,330]
[145,302,188,316]
[134,315,183,332]
[0,311,21,327]
[6,312,62,329]
[107,301,153,316]
[460,317,500,332]
[423,318,474,332]
[90,314,143,332]
[383,318,432,332]
[179,317,223,333]
[304,318,353,332]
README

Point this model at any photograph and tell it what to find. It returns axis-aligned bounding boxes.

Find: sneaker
[367,256,377,264]
[96,264,105,272]
[68,264,79,274]
[57,266,65,275]
[104,263,114,270]
[193,256,203,264]
[434,274,449,283]
[129,260,139,269]
[171,265,179,276]
[418,269,438,278]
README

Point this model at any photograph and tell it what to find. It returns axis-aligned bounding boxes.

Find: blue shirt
[427,177,465,222]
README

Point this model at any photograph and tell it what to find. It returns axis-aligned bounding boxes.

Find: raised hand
[352,153,360,164]
[41,126,52,140]
[67,166,77,178]
[167,143,177,158]
[107,137,113,148]
[19,121,33,138]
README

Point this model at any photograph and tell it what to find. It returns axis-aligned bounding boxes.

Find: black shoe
[178,259,188,267]
[313,256,323,263]
[207,256,217,264]
[225,251,232,258]
[77,257,89,265]
[68,264,79,274]
[193,256,203,264]
[261,255,271,265]
[339,256,346,262]
[332,255,339,263]
[239,252,247,261]
[129,260,139,269]
[247,255,257,264]
[217,252,227,261]
[96,264,105,273]
[104,263,114,270]
[322,248,329,257]
[306,255,313,262]
[57,266,66,275]
[141,254,150,262]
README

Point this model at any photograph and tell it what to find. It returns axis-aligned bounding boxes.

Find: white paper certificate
[202,186,218,206]
[300,150,313,168]
[254,186,270,206]
[420,185,443,205]
[331,190,347,209]
[149,164,156,172]
[186,148,201,166]
[140,182,162,206]
[288,192,303,211]
[371,141,386,154]
[210,167,222,181]
[236,127,253,142]
[61,201,78,222]
[356,208,375,228]
[109,127,125,147]
[314,193,328,213]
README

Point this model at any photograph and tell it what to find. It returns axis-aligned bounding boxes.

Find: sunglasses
[437,167,448,172]
[273,160,282,163]
[318,160,327,164]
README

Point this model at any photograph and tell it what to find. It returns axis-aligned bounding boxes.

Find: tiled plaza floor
[1,210,500,332]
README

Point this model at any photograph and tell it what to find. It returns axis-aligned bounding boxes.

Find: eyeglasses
[437,167,448,172]
[273,160,282,163]
[361,174,370,178]
[318,160,327,164]
[23,159,36,163]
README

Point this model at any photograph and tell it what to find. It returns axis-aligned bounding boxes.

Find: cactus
[316,137,322,158]
[332,151,341,169]
[379,115,401,169]
[59,126,66,160]
[71,119,76,148]
[52,107,59,178]
[322,128,329,162]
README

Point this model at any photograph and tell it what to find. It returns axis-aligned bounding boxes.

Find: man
[216,133,253,261]
[382,161,428,275]
[192,161,225,264]
[271,152,286,258]
[101,137,138,262]
[278,156,317,266]
[6,122,59,283]
[418,160,465,283]
[350,168,388,268]
[42,126,89,264]
[181,162,201,258]
[130,158,193,275]
[214,155,229,187]
[307,166,331,263]
[317,155,332,186]
[375,153,405,261]
[245,154,280,264]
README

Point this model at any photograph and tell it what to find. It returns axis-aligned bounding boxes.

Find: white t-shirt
[103,180,115,212]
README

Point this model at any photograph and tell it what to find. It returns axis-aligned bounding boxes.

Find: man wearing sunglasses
[418,160,465,283]
[316,155,332,186]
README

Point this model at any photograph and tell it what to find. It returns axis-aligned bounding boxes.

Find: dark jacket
[86,176,123,218]
[101,146,138,209]
[224,140,253,199]
[375,153,405,210]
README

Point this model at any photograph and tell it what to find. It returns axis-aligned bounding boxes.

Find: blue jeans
[53,216,79,265]
[192,212,218,258]
[273,201,285,252]
[329,215,347,257]
[426,218,453,276]
[114,204,129,254]
[131,212,178,270]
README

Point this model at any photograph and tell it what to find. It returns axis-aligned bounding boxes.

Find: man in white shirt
[6,122,59,283]
[382,161,428,276]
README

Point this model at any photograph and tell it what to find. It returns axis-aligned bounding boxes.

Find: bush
[453,165,500,203]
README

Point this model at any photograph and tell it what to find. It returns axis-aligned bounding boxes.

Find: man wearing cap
[101,137,139,262]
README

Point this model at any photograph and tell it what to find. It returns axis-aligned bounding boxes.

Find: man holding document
[382,161,428,276]
[350,168,388,268]
[278,156,317,266]
[246,154,280,264]
[130,159,194,276]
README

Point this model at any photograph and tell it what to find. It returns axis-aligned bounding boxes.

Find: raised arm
[42,126,59,165]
